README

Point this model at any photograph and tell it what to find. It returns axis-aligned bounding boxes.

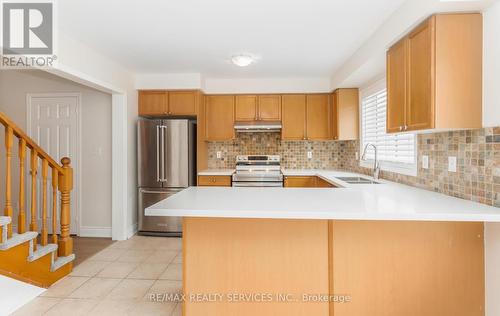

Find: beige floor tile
[172,303,182,316]
[128,263,169,279]
[159,263,182,281]
[144,280,183,302]
[69,277,121,299]
[129,301,177,316]
[90,299,137,314]
[97,262,138,278]
[172,252,182,264]
[10,297,61,316]
[156,237,182,250]
[70,260,110,277]
[146,250,179,264]
[117,249,155,263]
[88,248,126,261]
[44,298,98,316]
[40,276,89,298]
[106,279,155,301]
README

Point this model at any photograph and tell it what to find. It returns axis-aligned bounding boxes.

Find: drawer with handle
[198,175,232,187]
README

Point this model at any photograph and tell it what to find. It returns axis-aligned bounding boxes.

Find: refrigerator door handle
[156,125,161,182]
[163,125,168,182]
[160,125,167,182]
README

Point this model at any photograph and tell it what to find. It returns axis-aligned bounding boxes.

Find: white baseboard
[79,226,112,238]
[126,223,138,239]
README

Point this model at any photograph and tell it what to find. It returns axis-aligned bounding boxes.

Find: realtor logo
[1,0,56,68]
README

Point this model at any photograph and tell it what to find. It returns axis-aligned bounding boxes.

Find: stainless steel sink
[335,176,380,184]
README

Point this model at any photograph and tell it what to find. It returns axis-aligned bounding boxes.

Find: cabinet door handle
[399,126,403,131]
[404,125,408,131]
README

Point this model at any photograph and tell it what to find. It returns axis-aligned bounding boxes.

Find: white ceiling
[58,0,407,78]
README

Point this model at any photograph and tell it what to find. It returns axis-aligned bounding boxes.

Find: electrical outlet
[422,155,429,169]
[307,151,313,159]
[355,152,359,160]
[448,156,457,172]
[216,151,222,159]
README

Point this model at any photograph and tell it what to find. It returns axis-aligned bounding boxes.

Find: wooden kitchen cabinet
[235,95,258,121]
[387,38,407,133]
[284,176,317,187]
[258,95,281,121]
[139,90,199,116]
[168,90,198,115]
[386,13,482,133]
[197,175,232,186]
[235,95,281,121]
[306,94,331,140]
[139,90,168,116]
[333,89,359,140]
[205,95,235,141]
[281,95,307,140]
[284,176,335,188]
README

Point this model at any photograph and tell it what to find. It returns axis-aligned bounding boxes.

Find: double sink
[335,176,381,185]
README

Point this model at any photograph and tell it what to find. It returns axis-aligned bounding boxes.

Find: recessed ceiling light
[231,54,255,67]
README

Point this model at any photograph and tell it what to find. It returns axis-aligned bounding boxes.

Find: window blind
[361,89,415,165]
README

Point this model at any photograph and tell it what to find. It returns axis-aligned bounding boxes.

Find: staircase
[0,112,75,288]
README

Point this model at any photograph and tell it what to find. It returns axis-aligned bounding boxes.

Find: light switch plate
[448,156,457,172]
[422,155,429,169]
[216,151,222,159]
[307,151,313,159]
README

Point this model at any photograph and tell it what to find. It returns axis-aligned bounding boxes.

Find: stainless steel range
[232,155,283,187]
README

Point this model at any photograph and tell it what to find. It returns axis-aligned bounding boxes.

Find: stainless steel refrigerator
[137,118,196,236]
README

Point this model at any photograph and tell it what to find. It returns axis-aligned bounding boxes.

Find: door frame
[26,92,83,236]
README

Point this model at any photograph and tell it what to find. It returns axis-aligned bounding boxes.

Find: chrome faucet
[361,143,380,180]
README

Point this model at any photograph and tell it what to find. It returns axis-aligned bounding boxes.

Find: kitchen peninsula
[147,171,499,316]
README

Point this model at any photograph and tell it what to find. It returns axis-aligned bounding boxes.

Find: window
[360,79,417,176]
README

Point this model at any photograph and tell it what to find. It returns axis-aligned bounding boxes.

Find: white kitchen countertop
[198,169,235,176]
[147,169,500,222]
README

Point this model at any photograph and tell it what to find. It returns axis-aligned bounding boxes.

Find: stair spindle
[18,139,26,234]
[30,149,38,250]
[41,159,48,246]
[52,167,58,258]
[58,157,73,257]
[4,126,13,238]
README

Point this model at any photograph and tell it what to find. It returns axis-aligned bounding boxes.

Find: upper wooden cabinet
[139,90,199,116]
[333,89,359,140]
[205,95,235,141]
[281,95,307,140]
[282,94,332,140]
[235,95,258,121]
[387,39,408,133]
[235,95,281,121]
[386,13,482,133]
[139,91,168,116]
[168,91,198,115]
[306,94,331,140]
[258,95,281,121]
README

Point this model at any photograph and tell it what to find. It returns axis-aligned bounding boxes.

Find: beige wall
[0,70,112,234]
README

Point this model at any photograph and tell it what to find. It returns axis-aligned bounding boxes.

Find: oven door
[232,181,283,187]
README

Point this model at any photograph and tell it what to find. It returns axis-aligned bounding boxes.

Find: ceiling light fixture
[231,54,255,67]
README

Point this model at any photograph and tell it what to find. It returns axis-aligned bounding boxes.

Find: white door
[27,94,80,235]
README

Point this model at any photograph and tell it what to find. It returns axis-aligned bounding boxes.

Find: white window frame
[359,78,418,177]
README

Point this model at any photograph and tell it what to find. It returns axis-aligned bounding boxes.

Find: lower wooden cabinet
[198,175,232,186]
[284,176,336,188]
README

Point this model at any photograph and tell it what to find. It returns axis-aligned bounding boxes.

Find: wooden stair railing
[0,111,73,257]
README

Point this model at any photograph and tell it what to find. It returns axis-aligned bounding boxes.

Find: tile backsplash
[207,128,500,207]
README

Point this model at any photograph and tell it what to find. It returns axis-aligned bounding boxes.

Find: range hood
[234,121,282,133]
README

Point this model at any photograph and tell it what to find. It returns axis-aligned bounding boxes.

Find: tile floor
[12,235,183,316]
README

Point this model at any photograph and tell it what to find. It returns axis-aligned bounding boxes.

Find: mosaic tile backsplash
[207,128,500,207]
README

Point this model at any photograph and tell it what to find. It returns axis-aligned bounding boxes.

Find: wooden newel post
[58,157,73,257]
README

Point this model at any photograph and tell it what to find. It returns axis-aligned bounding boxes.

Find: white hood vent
[234,121,282,133]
